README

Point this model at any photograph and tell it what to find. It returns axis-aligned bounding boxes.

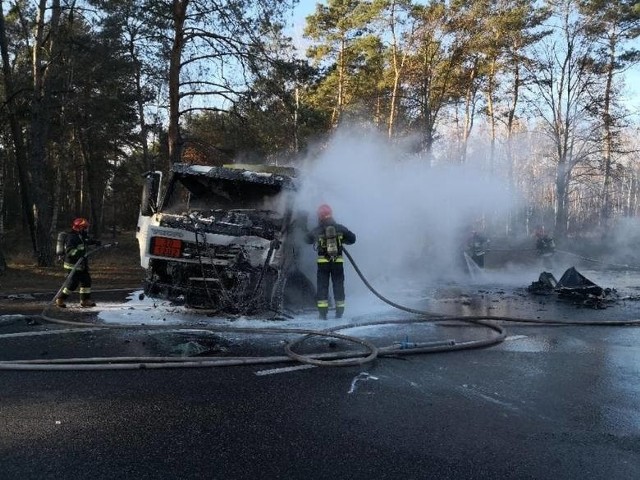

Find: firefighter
[466,229,489,268]
[534,225,555,268]
[54,217,101,308]
[304,204,356,319]
[534,225,555,256]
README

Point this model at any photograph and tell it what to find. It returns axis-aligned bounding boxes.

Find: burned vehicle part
[528,267,617,308]
[137,163,314,314]
[528,272,558,293]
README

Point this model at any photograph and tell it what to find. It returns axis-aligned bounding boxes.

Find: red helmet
[72,217,90,231]
[317,204,333,220]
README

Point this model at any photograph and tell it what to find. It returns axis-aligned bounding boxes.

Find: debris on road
[528,266,617,308]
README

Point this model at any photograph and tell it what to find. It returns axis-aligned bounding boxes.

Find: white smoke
[293,128,517,310]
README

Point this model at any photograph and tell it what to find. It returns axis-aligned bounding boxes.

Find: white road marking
[255,364,316,376]
[505,335,528,341]
[348,372,379,394]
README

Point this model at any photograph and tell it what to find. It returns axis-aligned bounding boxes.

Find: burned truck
[136,163,314,314]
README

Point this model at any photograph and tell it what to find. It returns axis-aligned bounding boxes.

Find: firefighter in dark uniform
[55,217,101,308]
[535,226,555,255]
[466,229,489,268]
[305,204,356,319]
[534,225,555,268]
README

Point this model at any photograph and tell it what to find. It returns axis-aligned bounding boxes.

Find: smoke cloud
[294,128,517,311]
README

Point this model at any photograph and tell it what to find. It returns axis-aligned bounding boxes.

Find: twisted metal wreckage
[136,163,314,315]
[528,266,617,308]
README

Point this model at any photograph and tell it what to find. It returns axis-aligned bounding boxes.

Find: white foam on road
[96,290,403,332]
[98,291,202,326]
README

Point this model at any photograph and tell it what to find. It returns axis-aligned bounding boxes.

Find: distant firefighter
[304,204,356,320]
[466,229,489,268]
[534,225,555,256]
[534,225,555,267]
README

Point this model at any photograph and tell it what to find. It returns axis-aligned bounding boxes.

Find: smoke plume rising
[294,128,517,311]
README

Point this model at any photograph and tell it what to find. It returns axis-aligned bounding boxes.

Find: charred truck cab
[136,163,313,314]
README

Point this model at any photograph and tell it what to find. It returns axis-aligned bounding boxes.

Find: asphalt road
[1,284,640,480]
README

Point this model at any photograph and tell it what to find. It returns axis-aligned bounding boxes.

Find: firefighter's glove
[57,255,63,263]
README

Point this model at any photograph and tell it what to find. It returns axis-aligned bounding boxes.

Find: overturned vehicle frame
[136,163,313,314]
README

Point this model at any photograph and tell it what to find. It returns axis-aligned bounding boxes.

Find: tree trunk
[599,35,616,226]
[460,57,479,163]
[30,0,62,267]
[387,0,408,139]
[76,129,104,238]
[50,148,63,237]
[332,36,346,127]
[486,57,498,174]
[554,161,569,239]
[168,0,188,164]
[505,61,521,236]
[0,148,6,274]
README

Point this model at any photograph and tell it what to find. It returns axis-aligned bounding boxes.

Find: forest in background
[0,0,639,269]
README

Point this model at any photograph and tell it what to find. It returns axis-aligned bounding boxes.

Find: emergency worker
[54,217,101,308]
[304,204,356,319]
[534,225,555,268]
[534,226,555,256]
[466,229,489,268]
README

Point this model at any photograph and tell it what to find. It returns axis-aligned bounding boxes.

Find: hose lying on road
[0,316,506,370]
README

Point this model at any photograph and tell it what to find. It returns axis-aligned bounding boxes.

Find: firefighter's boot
[55,293,68,308]
[80,294,96,308]
[318,307,328,320]
[335,307,344,319]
